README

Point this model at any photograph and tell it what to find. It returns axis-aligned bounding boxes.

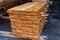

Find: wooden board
[0,31,48,40]
[0,0,20,9]
[32,0,46,2]
[7,2,46,13]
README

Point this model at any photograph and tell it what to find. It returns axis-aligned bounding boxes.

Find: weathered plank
[0,31,48,40]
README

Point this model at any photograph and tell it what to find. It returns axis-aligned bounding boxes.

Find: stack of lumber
[32,0,46,2]
[0,0,20,9]
[7,2,48,40]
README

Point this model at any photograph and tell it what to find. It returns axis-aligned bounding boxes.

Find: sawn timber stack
[7,2,48,40]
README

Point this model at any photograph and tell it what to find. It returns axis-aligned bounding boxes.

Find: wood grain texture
[7,2,48,40]
[0,0,20,8]
[7,2,46,13]
[32,0,46,2]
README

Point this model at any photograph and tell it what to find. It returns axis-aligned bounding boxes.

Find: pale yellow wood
[32,0,46,2]
[7,2,46,12]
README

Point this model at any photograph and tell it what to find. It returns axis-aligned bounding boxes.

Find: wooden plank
[0,31,48,40]
[0,0,20,9]
[32,0,46,2]
[0,31,16,37]
[1,16,9,19]
[7,2,46,13]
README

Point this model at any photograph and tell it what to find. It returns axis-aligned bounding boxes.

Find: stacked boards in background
[7,2,48,40]
[32,0,46,2]
[0,0,20,8]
